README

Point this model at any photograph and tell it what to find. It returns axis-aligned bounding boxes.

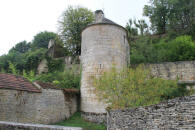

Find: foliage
[134,19,148,36]
[144,0,169,34]
[58,6,94,56]
[125,19,138,41]
[35,67,81,89]
[0,30,59,73]
[93,65,190,109]
[24,48,47,71]
[8,61,18,75]
[143,0,195,35]
[167,0,195,36]
[4,61,35,82]
[9,41,30,53]
[22,70,36,82]
[56,112,106,130]
[0,68,5,73]
[31,31,58,49]
[46,57,64,72]
[130,35,195,64]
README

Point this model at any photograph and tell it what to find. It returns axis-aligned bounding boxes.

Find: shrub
[35,67,81,89]
[24,48,47,71]
[130,35,195,64]
[93,65,190,109]
[46,57,64,72]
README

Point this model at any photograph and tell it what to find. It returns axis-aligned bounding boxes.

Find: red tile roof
[0,73,41,93]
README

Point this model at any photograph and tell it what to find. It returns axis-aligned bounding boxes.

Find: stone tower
[80,10,130,123]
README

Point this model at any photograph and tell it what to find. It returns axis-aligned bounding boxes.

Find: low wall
[107,94,195,130]
[0,121,82,130]
[149,61,195,81]
[81,112,107,124]
[0,89,78,124]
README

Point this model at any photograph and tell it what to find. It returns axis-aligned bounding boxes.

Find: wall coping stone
[0,121,82,130]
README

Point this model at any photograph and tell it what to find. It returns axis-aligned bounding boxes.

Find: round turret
[80,10,130,123]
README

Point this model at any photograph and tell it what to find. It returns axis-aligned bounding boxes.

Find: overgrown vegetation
[127,0,195,64]
[93,65,192,109]
[130,35,195,64]
[0,59,80,89]
[0,32,57,73]
[35,68,81,89]
[56,112,106,130]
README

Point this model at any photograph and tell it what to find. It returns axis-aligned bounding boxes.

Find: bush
[35,67,80,89]
[46,57,64,72]
[93,65,190,109]
[130,35,195,64]
[24,48,47,71]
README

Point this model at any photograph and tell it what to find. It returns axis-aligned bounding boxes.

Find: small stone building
[0,73,79,124]
[47,39,65,59]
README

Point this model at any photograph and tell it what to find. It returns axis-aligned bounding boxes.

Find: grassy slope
[55,112,106,130]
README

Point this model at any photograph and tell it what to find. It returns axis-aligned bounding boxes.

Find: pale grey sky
[0,0,149,56]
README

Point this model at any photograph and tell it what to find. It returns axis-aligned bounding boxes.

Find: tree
[167,0,195,36]
[31,31,58,49]
[58,6,94,56]
[134,19,148,36]
[143,0,194,35]
[9,41,30,53]
[144,0,169,34]
[125,19,138,42]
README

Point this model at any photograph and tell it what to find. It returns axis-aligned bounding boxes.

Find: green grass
[55,112,106,130]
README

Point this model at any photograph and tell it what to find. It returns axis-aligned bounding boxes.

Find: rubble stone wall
[107,94,195,130]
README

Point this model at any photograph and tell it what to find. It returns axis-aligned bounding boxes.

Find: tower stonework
[80,10,130,123]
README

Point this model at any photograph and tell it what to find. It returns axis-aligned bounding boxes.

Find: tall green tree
[134,19,148,36]
[125,19,138,42]
[9,41,30,53]
[31,31,57,49]
[144,0,169,34]
[58,6,94,56]
[167,0,195,36]
[143,0,194,35]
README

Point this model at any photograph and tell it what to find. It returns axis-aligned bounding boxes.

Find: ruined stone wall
[37,59,48,74]
[0,89,78,124]
[149,61,195,81]
[107,94,195,130]
[81,24,129,117]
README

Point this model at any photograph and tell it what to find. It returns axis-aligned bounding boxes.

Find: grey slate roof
[101,17,118,25]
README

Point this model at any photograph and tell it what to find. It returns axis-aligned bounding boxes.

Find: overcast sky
[0,0,149,56]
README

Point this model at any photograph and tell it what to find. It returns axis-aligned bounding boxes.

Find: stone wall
[149,61,195,81]
[0,88,78,124]
[37,59,48,74]
[107,94,195,130]
[81,112,107,124]
[0,121,82,130]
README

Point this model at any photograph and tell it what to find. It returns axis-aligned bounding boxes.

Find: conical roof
[82,10,126,32]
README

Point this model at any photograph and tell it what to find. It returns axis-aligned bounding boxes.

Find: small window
[99,64,102,69]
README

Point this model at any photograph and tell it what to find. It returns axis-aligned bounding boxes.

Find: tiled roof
[36,81,61,90]
[36,81,80,94]
[0,73,41,93]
